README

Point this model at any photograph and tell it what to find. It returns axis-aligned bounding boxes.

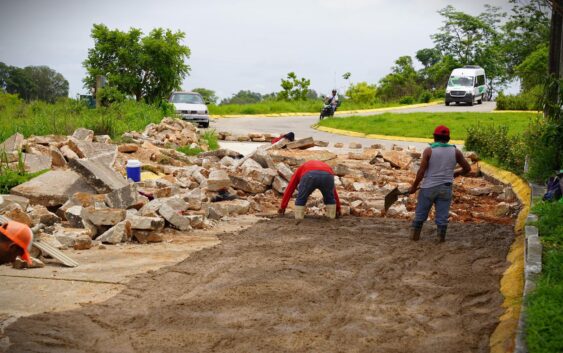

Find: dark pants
[295,171,336,206]
[411,183,453,231]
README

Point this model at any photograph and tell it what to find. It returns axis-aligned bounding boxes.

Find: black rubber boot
[410,227,422,241]
[437,226,447,243]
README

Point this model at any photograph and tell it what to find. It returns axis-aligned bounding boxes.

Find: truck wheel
[201,122,209,128]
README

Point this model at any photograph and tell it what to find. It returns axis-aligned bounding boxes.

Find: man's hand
[336,209,342,218]
[278,208,285,216]
[408,185,418,194]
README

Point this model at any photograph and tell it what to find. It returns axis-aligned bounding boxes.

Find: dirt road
[6,216,513,353]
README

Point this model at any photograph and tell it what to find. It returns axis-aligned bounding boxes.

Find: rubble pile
[0,118,520,269]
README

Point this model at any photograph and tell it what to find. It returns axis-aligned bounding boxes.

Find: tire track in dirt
[6,217,513,353]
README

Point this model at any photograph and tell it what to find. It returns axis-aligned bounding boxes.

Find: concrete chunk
[68,139,117,166]
[207,169,231,191]
[97,220,132,244]
[69,157,129,193]
[10,170,96,207]
[381,150,413,170]
[53,226,93,249]
[272,176,289,194]
[0,195,29,212]
[0,133,24,153]
[286,137,315,150]
[81,207,126,226]
[22,153,52,173]
[65,205,85,228]
[71,128,94,142]
[229,175,268,194]
[245,168,277,186]
[276,162,293,182]
[104,184,139,209]
[133,230,164,244]
[29,205,60,226]
[126,213,165,231]
[158,203,191,231]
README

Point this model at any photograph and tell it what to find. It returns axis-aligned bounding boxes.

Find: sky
[0,0,515,100]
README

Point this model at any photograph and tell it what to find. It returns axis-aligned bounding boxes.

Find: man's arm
[333,188,341,216]
[278,169,301,213]
[454,149,471,177]
[409,147,431,194]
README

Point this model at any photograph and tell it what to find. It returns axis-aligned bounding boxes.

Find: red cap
[434,125,450,136]
[0,221,33,264]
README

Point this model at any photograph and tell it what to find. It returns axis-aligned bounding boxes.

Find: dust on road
[6,217,514,353]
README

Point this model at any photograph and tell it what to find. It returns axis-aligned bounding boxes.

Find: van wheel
[445,101,450,106]
[477,96,483,104]
[468,100,473,106]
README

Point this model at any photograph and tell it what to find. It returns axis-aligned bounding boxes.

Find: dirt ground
[4,216,514,353]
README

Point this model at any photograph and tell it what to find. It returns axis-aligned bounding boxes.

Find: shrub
[399,96,415,104]
[345,82,377,104]
[465,124,526,174]
[496,87,542,111]
[418,91,432,103]
[524,115,561,182]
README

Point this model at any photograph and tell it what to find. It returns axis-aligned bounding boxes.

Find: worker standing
[278,160,341,219]
[408,125,471,242]
[0,220,33,265]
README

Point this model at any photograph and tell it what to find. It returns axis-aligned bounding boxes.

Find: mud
[6,217,514,353]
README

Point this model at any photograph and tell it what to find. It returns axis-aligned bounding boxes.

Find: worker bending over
[0,220,33,265]
[279,160,341,219]
[408,125,471,242]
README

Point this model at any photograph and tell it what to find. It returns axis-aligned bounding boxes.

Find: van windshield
[170,93,204,104]
[448,76,474,87]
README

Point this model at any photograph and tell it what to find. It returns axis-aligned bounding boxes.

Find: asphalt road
[210,101,496,152]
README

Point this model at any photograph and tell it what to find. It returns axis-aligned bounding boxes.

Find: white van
[445,66,487,106]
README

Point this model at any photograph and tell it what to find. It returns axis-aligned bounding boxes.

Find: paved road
[210,102,496,152]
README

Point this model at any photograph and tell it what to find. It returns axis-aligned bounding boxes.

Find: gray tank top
[421,146,457,189]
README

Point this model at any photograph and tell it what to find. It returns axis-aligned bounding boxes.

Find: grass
[0,93,166,142]
[0,150,48,193]
[317,111,538,140]
[526,201,563,353]
[208,100,408,115]
[177,130,219,156]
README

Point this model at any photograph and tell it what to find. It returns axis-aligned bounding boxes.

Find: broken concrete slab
[241,158,263,171]
[65,205,85,228]
[126,213,165,231]
[349,142,362,149]
[53,226,93,249]
[69,156,129,193]
[185,214,205,229]
[183,188,203,211]
[276,162,293,182]
[2,206,33,226]
[118,144,139,153]
[71,128,94,142]
[22,153,52,173]
[60,145,79,160]
[229,175,268,194]
[252,148,277,169]
[0,133,24,153]
[133,230,164,244]
[245,168,277,186]
[10,170,97,207]
[29,205,61,226]
[81,207,126,226]
[67,139,117,166]
[272,176,289,194]
[50,146,67,168]
[207,199,251,219]
[158,203,191,231]
[207,169,231,191]
[0,195,29,212]
[96,220,132,244]
[268,149,337,166]
[104,184,139,209]
[380,150,413,170]
[286,137,315,150]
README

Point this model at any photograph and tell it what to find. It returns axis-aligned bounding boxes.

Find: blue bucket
[126,159,141,182]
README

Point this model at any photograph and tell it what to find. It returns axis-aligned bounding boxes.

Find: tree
[431,5,508,94]
[192,88,218,104]
[502,0,550,81]
[306,89,319,100]
[346,82,377,104]
[278,72,311,101]
[515,44,548,92]
[83,24,190,104]
[220,90,262,105]
[0,62,68,102]
[377,56,422,101]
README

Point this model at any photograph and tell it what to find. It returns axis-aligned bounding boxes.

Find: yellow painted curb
[314,125,465,145]
[492,110,541,114]
[480,162,530,353]
[209,101,441,119]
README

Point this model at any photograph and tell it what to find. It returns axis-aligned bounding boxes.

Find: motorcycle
[319,100,341,120]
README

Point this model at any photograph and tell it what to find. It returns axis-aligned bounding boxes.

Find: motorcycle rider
[324,89,339,114]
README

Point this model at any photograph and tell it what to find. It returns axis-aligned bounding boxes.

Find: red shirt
[271,135,283,144]
[280,160,341,211]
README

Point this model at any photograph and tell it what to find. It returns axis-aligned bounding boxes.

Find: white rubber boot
[325,204,336,219]
[294,206,305,220]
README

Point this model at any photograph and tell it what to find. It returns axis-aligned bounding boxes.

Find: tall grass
[208,100,405,115]
[0,93,166,142]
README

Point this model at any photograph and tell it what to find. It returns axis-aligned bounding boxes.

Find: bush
[496,87,542,111]
[399,96,415,104]
[0,151,48,193]
[418,91,432,103]
[524,115,561,182]
[345,82,377,104]
[465,124,526,174]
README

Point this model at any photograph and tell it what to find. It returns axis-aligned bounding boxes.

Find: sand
[5,217,514,353]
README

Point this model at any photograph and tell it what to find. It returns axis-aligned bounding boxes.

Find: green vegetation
[83,24,190,104]
[317,112,535,140]
[0,62,69,103]
[496,89,542,111]
[526,201,563,353]
[0,93,166,142]
[209,100,407,115]
[176,130,219,156]
[278,72,311,101]
[0,151,48,193]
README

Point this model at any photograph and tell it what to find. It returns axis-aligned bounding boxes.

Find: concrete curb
[209,101,442,119]
[313,125,465,145]
[479,162,531,353]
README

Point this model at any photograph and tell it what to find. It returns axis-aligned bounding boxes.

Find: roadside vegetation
[0,151,48,193]
[526,201,563,353]
[0,93,168,142]
[317,112,534,140]
[176,130,219,156]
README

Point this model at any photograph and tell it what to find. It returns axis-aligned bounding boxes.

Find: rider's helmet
[332,89,337,95]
